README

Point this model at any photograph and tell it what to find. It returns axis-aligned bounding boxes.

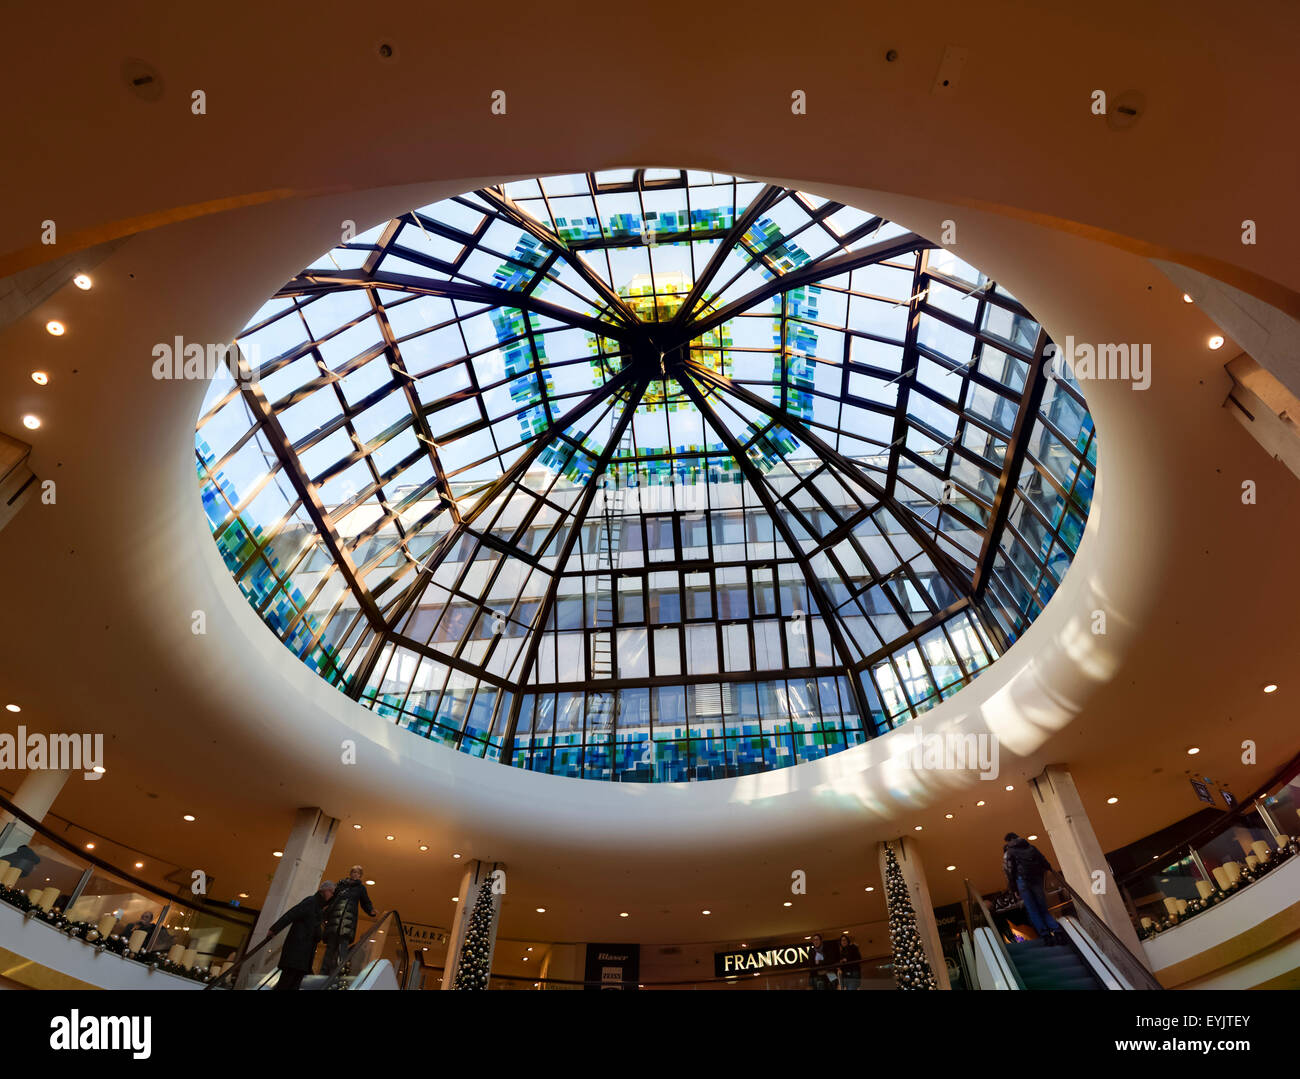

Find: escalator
[205,909,416,990]
[961,877,1162,990]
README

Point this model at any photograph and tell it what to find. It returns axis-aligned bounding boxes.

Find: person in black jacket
[321,866,376,974]
[271,881,334,990]
[837,933,863,990]
[1002,833,1064,945]
[807,933,832,989]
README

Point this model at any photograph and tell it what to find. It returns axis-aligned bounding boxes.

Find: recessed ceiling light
[418,845,428,851]
[272,850,282,857]
[701,910,711,915]
[914,825,923,831]
[1187,747,1200,755]
[976,800,985,807]
[864,886,874,892]
[619,912,629,918]
[1028,834,1038,841]
[1182,293,1194,303]
[536,907,546,913]
[238,893,249,899]
[135,861,144,868]
[352,824,362,830]
[45,320,65,336]
[1208,335,1224,350]
[946,865,956,871]
[1264,684,1278,693]
[527,947,533,952]
[783,901,793,907]
[452,852,461,858]
[945,813,953,819]
[31,371,48,385]
[365,879,375,885]
[183,815,196,822]
[522,956,528,961]
[452,897,458,902]
[4,704,19,713]
[385,835,395,841]
[22,415,40,430]
[85,843,95,850]
[1005,785,1014,791]
[73,273,92,290]
[92,765,105,774]
[1107,796,1119,804]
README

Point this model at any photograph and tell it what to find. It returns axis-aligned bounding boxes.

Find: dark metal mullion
[972,326,1052,596]
[498,379,649,760]
[676,374,876,731]
[885,250,928,499]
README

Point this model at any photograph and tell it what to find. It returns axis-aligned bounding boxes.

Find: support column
[0,767,71,854]
[877,837,951,990]
[241,807,338,987]
[441,859,503,990]
[1029,764,1147,962]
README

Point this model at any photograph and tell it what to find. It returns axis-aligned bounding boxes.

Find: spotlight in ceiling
[1264,684,1278,693]
[619,912,629,918]
[418,844,428,851]
[22,415,40,430]
[536,907,547,914]
[238,892,249,899]
[946,865,956,871]
[1005,785,1014,791]
[701,910,711,915]
[85,843,95,850]
[45,320,65,336]
[365,880,375,886]
[73,273,92,291]
[865,886,875,892]
[452,897,458,902]
[1182,293,1194,303]
[914,825,923,831]
[135,862,144,869]
[5,704,20,713]
[183,815,196,822]
[945,813,954,819]
[1187,746,1200,755]
[92,765,105,774]
[1028,834,1039,841]
[783,901,793,907]
[31,371,48,385]
[385,835,394,841]
[272,850,282,857]
[976,800,985,807]
[1107,796,1119,804]
[1208,335,1225,350]
[452,852,461,858]
[352,824,362,830]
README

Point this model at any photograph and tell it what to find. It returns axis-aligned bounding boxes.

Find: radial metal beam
[681,358,975,603]
[675,373,878,731]
[662,233,931,350]
[277,268,624,341]
[475,187,644,333]
[230,346,387,632]
[344,366,638,699]
[972,326,1052,597]
[669,183,785,332]
[498,379,648,760]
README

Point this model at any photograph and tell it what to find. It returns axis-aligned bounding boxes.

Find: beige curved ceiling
[1,1,1298,945]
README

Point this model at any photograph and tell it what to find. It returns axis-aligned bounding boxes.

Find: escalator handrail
[203,926,286,990]
[963,878,1025,989]
[314,909,409,991]
[1048,873,1163,990]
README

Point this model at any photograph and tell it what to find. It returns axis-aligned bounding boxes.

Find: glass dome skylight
[196,169,1097,782]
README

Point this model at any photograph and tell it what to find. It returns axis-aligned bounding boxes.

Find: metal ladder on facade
[587,428,634,731]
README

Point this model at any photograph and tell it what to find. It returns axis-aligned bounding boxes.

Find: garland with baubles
[882,844,938,991]
[0,883,214,981]
[1137,835,1298,940]
[452,878,495,990]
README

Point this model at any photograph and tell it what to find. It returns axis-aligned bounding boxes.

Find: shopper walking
[1002,833,1065,945]
[271,880,334,990]
[837,932,863,989]
[322,865,376,974]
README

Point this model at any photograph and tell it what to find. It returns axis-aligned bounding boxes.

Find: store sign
[1190,778,1214,804]
[1219,788,1237,808]
[714,943,814,978]
[403,923,449,947]
[585,943,639,990]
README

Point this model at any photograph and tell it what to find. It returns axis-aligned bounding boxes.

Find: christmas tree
[883,843,938,990]
[451,878,495,990]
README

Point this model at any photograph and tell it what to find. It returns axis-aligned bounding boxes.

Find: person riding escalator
[322,865,376,974]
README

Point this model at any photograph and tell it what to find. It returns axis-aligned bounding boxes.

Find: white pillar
[1,767,71,853]
[442,859,503,990]
[240,807,338,987]
[877,837,951,990]
[1029,764,1148,962]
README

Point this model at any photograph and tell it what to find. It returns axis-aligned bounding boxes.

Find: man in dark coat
[270,880,334,990]
[322,865,376,974]
[1002,832,1064,945]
